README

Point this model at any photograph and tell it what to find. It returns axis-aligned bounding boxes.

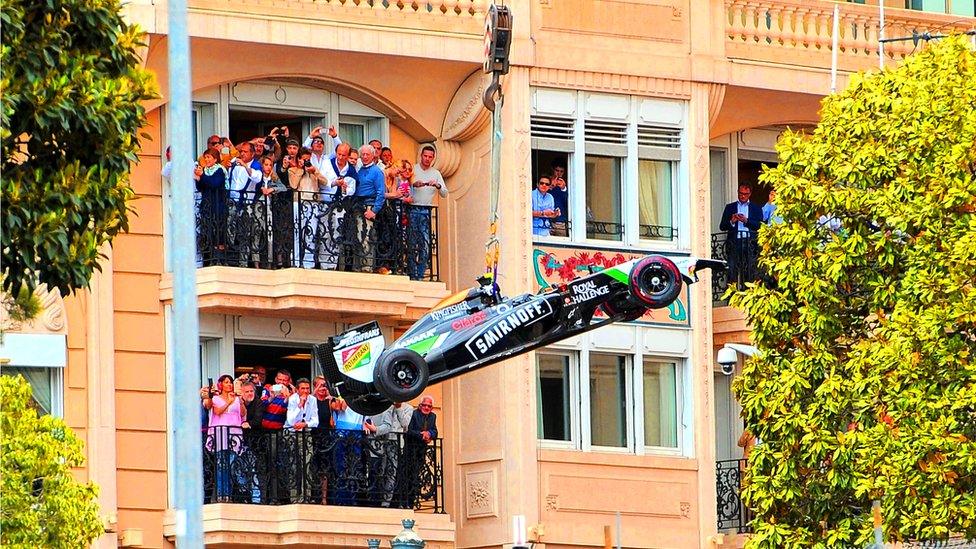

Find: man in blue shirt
[345,144,386,272]
[531,177,558,237]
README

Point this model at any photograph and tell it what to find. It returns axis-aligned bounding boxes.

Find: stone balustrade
[725,0,976,72]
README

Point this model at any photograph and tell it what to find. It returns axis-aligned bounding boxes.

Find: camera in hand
[264,136,276,149]
[304,160,313,168]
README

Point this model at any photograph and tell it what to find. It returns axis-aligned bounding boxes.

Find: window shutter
[638,124,681,160]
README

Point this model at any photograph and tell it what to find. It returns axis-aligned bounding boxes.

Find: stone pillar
[87,245,120,548]
[446,65,535,549]
[688,82,719,548]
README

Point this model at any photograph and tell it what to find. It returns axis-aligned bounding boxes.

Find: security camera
[717,347,738,376]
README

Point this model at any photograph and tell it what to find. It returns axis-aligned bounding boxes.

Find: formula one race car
[314,255,724,415]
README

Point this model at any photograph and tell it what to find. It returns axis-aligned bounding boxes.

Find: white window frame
[531,89,687,252]
[582,351,635,453]
[538,327,690,457]
[0,333,66,417]
[634,355,685,456]
[536,350,582,450]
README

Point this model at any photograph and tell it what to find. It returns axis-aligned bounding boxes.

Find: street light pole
[166,0,203,544]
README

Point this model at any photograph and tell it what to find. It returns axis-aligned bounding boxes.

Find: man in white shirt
[284,378,319,503]
[319,143,358,269]
[407,145,448,280]
[227,142,262,266]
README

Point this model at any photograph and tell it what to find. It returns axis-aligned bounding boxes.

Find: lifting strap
[483,84,503,296]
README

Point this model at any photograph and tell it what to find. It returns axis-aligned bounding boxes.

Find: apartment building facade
[2,0,973,548]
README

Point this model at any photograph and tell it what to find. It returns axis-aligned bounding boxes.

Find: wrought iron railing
[586,219,623,240]
[710,231,760,303]
[202,426,444,512]
[639,224,677,240]
[194,190,439,281]
[716,458,753,534]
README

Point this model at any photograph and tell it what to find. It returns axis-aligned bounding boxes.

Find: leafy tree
[732,36,976,547]
[0,375,103,547]
[0,0,157,305]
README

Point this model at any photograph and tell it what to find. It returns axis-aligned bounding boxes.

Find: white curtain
[638,159,672,235]
[2,367,53,415]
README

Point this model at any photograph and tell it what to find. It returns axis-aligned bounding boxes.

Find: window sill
[537,447,697,471]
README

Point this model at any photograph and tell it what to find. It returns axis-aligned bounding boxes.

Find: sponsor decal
[451,310,488,331]
[341,343,371,372]
[569,279,611,305]
[466,300,553,357]
[407,332,449,355]
[337,326,381,348]
[430,302,469,321]
[399,329,436,348]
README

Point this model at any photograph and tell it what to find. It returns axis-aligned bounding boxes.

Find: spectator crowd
[164,126,448,280]
[199,366,440,509]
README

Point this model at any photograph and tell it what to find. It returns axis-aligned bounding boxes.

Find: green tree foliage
[0,375,103,547]
[732,36,976,547]
[0,0,157,302]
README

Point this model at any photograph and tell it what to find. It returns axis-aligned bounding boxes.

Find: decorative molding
[680,501,692,518]
[529,67,692,99]
[441,71,491,143]
[545,494,559,511]
[435,140,462,179]
[464,469,498,519]
[707,83,726,128]
[0,284,67,335]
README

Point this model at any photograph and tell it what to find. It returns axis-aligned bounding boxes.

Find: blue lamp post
[390,519,426,549]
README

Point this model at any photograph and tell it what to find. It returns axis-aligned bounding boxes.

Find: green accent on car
[603,265,630,284]
[408,333,442,355]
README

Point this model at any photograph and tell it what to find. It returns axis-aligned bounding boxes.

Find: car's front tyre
[374,348,430,403]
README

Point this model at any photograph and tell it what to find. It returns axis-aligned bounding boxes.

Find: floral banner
[532,245,691,327]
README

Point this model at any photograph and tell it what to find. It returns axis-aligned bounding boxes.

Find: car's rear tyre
[630,256,682,309]
[374,348,430,403]
[342,389,394,416]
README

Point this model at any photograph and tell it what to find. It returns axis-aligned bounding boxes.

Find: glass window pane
[643,359,678,448]
[339,123,365,151]
[638,159,673,240]
[537,353,571,441]
[585,155,622,241]
[589,353,627,447]
[1,367,54,415]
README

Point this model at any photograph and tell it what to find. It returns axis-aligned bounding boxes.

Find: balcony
[716,458,753,534]
[159,193,449,322]
[724,0,976,74]
[126,0,487,64]
[710,231,759,305]
[200,427,444,511]
[164,427,454,548]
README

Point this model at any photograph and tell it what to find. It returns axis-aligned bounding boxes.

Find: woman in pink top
[204,374,245,502]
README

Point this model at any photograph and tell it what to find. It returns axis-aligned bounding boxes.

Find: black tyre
[373,348,430,403]
[630,255,682,309]
[343,390,394,416]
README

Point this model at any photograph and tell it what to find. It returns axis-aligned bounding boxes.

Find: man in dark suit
[719,185,763,289]
[396,395,438,508]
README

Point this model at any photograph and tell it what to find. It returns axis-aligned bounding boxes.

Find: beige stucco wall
[53,0,972,547]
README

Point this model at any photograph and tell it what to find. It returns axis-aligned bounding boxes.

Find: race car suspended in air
[314,255,725,416]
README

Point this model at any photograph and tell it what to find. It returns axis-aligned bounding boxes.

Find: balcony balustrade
[202,426,444,513]
[195,191,438,282]
[710,231,760,304]
[716,458,753,534]
[724,0,975,73]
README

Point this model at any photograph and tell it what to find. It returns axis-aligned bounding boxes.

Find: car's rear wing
[325,321,386,384]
